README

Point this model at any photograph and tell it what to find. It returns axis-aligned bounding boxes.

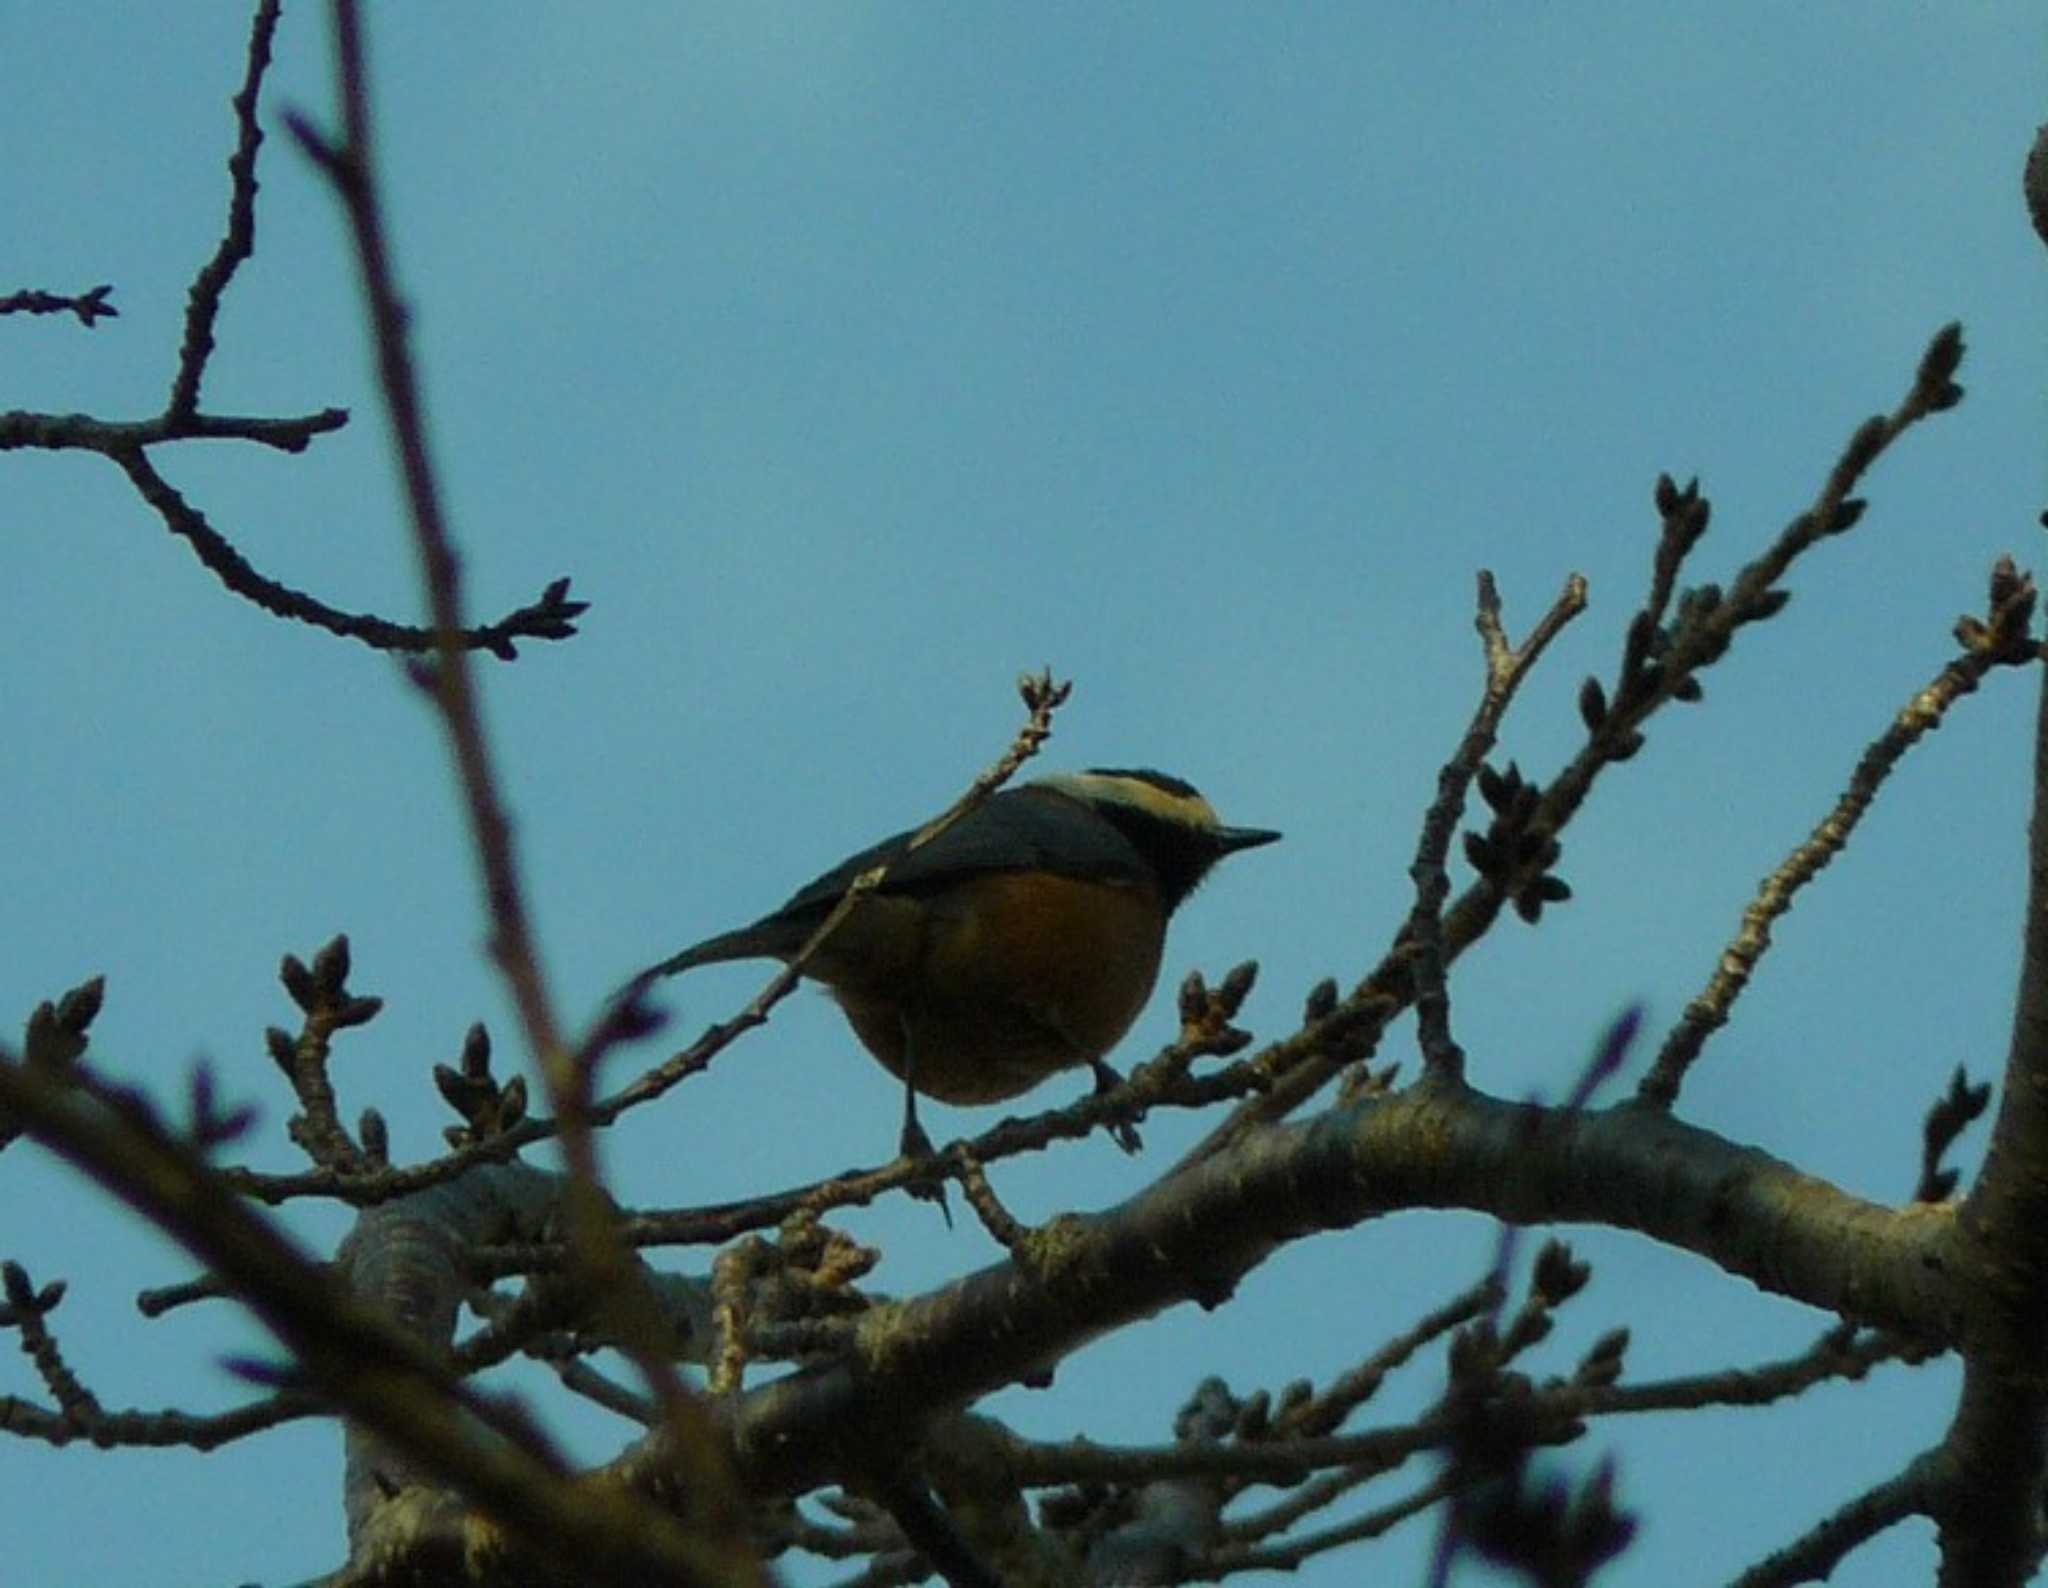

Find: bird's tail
[610,915,810,1027]
[638,924,778,984]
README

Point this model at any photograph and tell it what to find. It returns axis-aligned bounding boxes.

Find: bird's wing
[641,787,1151,974]
[774,786,1148,920]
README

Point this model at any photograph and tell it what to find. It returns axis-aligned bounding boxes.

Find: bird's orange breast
[815,871,1166,1104]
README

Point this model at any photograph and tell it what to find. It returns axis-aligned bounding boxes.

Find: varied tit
[636,768,1280,1158]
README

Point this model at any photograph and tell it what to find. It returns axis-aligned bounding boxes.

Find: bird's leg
[900,1070,936,1161]
[897,1026,936,1159]
[1088,1058,1144,1155]
[898,1026,952,1224]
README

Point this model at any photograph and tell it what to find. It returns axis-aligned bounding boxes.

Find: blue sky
[3,7,2044,1585]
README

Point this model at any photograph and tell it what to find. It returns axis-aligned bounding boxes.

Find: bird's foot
[1089,1059,1144,1155]
[899,1118,953,1226]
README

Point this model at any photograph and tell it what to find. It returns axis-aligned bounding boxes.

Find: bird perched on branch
[634,768,1279,1159]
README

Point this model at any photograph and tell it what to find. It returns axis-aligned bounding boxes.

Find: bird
[631,768,1280,1161]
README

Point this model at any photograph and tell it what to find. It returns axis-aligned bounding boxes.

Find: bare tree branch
[165,0,281,419]
[0,286,118,327]
[1643,559,2039,1109]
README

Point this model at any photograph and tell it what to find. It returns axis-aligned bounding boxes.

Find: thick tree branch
[682,1087,1959,1504]
[1933,655,2048,1586]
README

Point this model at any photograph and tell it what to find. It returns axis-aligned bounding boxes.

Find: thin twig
[0,286,118,327]
[1642,564,2036,1109]
[1207,1472,1455,1575]
[107,443,581,655]
[1728,1455,1930,1588]
[217,975,1264,1217]
[1407,572,1588,1081]
[982,1324,1918,1502]
[166,0,282,420]
[867,1469,1007,1588]
[285,9,758,1578]
[1180,326,1970,1166]
[0,407,347,455]
[0,1383,320,1450]
[2,1259,320,1450]
[1278,1279,1502,1446]
[0,1052,728,1584]
[955,1153,1031,1253]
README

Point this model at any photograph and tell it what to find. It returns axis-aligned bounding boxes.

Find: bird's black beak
[1215,825,1282,854]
